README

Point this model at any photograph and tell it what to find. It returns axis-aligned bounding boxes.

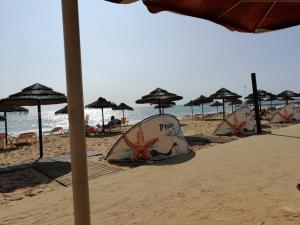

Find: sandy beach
[1,119,300,225]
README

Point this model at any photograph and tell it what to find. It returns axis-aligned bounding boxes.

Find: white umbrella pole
[61,1,91,225]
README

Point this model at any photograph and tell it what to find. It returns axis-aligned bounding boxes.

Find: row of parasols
[184,88,300,119]
[0,83,299,158]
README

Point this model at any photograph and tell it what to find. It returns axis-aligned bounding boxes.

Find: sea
[0,101,288,136]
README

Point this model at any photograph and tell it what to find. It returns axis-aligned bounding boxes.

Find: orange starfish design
[225,114,246,135]
[278,108,294,123]
[123,125,159,161]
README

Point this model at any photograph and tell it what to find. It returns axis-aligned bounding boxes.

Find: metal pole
[201,103,204,120]
[37,103,43,158]
[61,1,91,225]
[191,106,193,118]
[251,73,262,134]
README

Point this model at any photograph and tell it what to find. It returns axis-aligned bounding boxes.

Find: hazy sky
[1,0,300,107]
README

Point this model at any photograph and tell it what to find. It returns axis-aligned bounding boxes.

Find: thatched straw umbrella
[55,105,68,115]
[210,101,223,113]
[193,95,213,118]
[136,88,182,114]
[0,83,66,157]
[0,105,28,145]
[277,90,298,105]
[245,89,271,111]
[264,95,278,107]
[85,97,117,132]
[210,88,241,119]
[228,99,243,112]
[184,100,196,117]
[112,103,134,124]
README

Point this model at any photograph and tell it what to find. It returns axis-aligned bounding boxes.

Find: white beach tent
[106,114,190,162]
[271,103,300,123]
[214,106,256,136]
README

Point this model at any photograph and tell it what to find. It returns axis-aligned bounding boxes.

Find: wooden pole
[37,103,43,158]
[61,1,91,224]
[101,108,105,132]
[222,98,225,120]
[4,112,8,145]
[251,73,262,134]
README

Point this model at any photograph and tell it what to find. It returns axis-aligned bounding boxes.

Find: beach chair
[120,117,129,126]
[0,133,5,149]
[44,127,65,135]
[15,132,37,145]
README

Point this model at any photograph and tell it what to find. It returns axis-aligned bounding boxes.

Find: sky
[0,0,300,108]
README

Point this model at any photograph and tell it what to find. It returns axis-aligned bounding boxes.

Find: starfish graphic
[225,114,246,135]
[278,108,294,123]
[123,125,159,161]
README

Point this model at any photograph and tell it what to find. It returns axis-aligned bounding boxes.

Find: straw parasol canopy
[228,99,243,112]
[112,103,134,122]
[210,88,241,119]
[85,97,117,132]
[193,95,213,117]
[0,83,67,157]
[55,105,68,115]
[277,90,298,105]
[0,105,29,145]
[264,94,278,107]
[184,100,197,117]
[210,101,223,113]
[136,88,182,114]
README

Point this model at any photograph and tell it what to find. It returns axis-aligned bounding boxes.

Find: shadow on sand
[109,150,196,168]
[0,161,71,193]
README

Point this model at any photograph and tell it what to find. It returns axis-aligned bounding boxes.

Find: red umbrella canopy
[105,0,300,33]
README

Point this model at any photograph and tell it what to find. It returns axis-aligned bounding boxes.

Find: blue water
[0,101,291,136]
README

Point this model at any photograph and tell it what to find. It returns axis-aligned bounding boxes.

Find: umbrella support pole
[61,1,91,225]
[102,108,105,133]
[4,112,8,145]
[222,98,225,120]
[251,73,262,134]
[37,103,43,158]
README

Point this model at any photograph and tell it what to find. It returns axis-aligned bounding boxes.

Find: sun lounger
[15,132,37,145]
[43,127,67,135]
[0,133,14,148]
[120,117,129,126]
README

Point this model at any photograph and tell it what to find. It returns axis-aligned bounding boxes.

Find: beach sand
[1,119,300,224]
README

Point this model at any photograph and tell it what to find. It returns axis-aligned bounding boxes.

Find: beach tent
[106,114,190,162]
[271,103,300,123]
[0,106,28,145]
[214,106,256,136]
[57,1,300,224]
[0,83,66,157]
